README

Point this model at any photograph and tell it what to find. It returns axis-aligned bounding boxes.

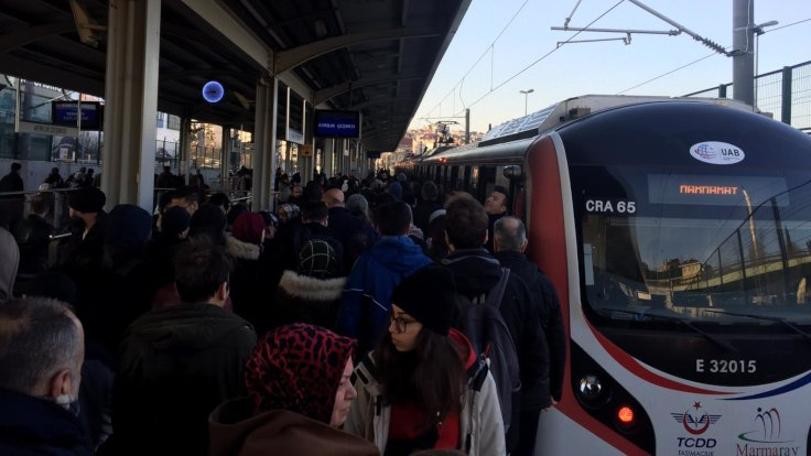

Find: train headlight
[578,374,603,401]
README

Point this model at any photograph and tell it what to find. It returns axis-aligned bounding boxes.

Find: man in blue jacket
[337,200,432,352]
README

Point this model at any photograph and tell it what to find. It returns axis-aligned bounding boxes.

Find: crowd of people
[0,167,565,456]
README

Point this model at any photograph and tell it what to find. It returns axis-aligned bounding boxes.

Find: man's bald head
[493,216,528,253]
[323,188,345,208]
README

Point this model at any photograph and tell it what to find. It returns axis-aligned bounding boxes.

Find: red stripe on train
[527,135,648,456]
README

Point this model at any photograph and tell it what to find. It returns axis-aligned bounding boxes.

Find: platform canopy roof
[0,0,470,152]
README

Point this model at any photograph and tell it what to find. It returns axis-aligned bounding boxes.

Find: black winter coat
[113,303,257,456]
[494,250,566,405]
[227,235,274,335]
[0,388,92,456]
[442,248,550,411]
[15,213,53,276]
[413,200,442,233]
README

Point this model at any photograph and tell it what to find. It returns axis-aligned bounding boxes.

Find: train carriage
[406,95,811,455]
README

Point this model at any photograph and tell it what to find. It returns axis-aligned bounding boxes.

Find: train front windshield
[558,102,811,385]
[575,165,811,325]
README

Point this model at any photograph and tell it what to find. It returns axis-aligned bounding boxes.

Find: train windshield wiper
[703,309,811,342]
[597,306,738,353]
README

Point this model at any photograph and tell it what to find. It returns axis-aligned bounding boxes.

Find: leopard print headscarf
[245,323,357,423]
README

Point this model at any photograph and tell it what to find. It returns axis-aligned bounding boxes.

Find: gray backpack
[454,267,522,432]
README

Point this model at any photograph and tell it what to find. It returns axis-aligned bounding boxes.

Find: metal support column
[335,139,343,175]
[781,66,793,125]
[253,76,279,210]
[732,0,755,106]
[179,117,191,182]
[324,138,333,177]
[102,0,161,211]
[221,127,230,192]
[465,108,470,144]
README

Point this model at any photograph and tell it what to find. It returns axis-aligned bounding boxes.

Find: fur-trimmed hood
[278,270,346,303]
[226,234,261,261]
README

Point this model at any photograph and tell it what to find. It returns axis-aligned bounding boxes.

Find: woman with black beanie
[345,265,505,455]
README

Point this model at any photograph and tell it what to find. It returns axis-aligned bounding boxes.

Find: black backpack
[453,267,522,432]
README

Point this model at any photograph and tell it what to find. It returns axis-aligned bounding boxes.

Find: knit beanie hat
[107,204,152,251]
[68,186,106,213]
[244,323,356,423]
[388,181,403,200]
[190,204,227,243]
[391,265,457,336]
[298,239,338,279]
[232,212,265,245]
[161,206,191,239]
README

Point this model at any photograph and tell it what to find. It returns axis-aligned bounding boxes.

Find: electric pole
[520,89,534,116]
[732,0,755,106]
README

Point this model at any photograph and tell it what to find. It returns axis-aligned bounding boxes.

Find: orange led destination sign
[647,174,789,207]
[679,184,739,196]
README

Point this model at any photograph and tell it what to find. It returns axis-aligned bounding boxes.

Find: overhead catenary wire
[452,0,627,116]
[423,0,531,118]
[768,17,811,33]
[616,15,811,95]
[617,52,718,94]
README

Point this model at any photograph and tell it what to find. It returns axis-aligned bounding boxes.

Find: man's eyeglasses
[390,314,417,333]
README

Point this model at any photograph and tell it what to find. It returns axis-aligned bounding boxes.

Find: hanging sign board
[51,101,103,130]
[314,110,361,138]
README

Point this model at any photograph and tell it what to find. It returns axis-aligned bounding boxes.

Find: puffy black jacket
[113,303,257,455]
[442,249,550,411]
[0,388,92,456]
[494,250,566,404]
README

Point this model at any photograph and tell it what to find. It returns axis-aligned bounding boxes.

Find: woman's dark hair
[374,329,465,424]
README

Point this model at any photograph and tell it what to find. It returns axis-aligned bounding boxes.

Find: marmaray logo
[736,407,800,456]
[738,407,789,444]
[672,402,721,435]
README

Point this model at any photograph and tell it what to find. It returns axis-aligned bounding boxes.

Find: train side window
[451,166,460,190]
[470,166,480,196]
[479,166,497,202]
[495,165,511,191]
[457,166,465,190]
[463,166,472,192]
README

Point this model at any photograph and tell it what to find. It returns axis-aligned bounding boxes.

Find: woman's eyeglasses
[390,314,416,333]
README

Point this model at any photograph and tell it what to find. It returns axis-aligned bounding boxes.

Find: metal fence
[684,60,811,132]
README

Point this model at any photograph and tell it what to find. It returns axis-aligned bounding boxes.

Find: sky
[409,0,811,133]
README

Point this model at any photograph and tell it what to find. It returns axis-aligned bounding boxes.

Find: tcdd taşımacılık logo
[671,402,721,435]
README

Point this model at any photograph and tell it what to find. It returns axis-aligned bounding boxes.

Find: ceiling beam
[175,0,272,69]
[274,25,441,73]
[0,21,76,53]
[313,72,425,105]
[0,53,102,96]
[161,68,249,82]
